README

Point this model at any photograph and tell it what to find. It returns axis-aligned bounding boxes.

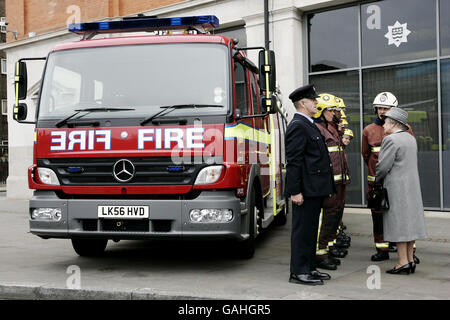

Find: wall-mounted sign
[384,21,411,47]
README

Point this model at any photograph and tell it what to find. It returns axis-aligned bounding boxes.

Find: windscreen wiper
[140,104,223,126]
[55,107,135,128]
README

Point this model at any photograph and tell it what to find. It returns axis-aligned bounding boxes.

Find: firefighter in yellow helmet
[342,128,353,146]
[334,96,348,132]
[328,96,352,252]
[312,93,350,270]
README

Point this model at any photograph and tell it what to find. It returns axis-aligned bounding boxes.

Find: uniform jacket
[375,131,427,242]
[314,120,350,185]
[285,113,335,198]
[362,118,414,185]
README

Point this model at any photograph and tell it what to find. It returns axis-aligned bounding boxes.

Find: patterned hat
[384,107,408,126]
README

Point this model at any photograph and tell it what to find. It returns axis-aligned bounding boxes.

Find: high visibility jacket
[362,118,414,185]
[314,120,350,185]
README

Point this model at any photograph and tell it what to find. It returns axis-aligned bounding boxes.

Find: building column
[244,7,304,120]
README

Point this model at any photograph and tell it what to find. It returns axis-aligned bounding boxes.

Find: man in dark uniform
[286,84,335,286]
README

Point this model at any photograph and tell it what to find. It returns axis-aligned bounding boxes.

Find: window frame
[249,72,259,115]
[233,58,250,117]
[1,59,6,75]
[1,99,6,116]
[304,0,446,210]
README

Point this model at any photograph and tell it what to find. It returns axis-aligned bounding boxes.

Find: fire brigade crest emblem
[384,21,411,48]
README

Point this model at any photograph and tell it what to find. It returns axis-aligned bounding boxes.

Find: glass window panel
[441,0,450,56]
[442,59,450,208]
[250,73,259,115]
[361,0,436,66]
[310,71,362,205]
[308,6,359,72]
[234,61,249,116]
[363,61,439,208]
[1,59,6,74]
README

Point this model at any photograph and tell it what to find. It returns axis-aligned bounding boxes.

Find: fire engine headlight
[37,167,60,185]
[31,208,62,221]
[194,165,223,185]
[189,209,233,223]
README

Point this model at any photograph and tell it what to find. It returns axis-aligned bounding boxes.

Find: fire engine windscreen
[38,43,229,121]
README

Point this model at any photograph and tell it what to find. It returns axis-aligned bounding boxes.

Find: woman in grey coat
[375,107,427,275]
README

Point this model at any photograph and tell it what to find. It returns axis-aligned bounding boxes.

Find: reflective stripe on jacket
[315,120,350,185]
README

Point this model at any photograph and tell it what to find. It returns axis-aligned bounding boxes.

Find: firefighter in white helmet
[362,92,419,263]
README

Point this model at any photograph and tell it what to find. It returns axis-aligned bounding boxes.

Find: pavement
[0,193,449,300]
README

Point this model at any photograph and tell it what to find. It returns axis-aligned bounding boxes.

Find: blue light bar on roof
[69,15,219,34]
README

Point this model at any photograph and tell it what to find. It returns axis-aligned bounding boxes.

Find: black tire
[237,189,257,259]
[71,239,108,257]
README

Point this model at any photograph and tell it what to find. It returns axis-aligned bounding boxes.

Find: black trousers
[371,209,389,251]
[367,184,389,251]
[290,196,324,275]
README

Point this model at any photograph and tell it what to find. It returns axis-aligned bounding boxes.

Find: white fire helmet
[372,92,398,112]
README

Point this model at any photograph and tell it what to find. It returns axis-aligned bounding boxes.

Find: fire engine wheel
[71,239,108,257]
[237,189,257,259]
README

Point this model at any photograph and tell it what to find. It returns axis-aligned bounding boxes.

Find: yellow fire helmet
[334,96,346,110]
[340,109,349,126]
[343,128,354,138]
[314,93,338,118]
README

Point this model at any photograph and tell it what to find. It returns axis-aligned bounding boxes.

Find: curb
[0,284,228,300]
[0,284,331,300]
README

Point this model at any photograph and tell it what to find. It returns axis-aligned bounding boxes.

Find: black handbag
[367,185,390,211]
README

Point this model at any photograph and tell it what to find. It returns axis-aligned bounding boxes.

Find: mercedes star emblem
[113,159,135,183]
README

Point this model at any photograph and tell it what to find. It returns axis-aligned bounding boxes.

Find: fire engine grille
[37,157,216,186]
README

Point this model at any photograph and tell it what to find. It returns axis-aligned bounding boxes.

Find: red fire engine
[13,15,288,258]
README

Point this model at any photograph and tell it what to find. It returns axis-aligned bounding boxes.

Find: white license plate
[98,206,149,219]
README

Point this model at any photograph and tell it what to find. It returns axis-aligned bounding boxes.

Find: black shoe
[329,257,341,265]
[413,254,420,264]
[289,273,324,285]
[316,258,338,270]
[409,262,416,274]
[338,234,351,243]
[310,270,331,280]
[329,247,348,258]
[339,229,350,237]
[335,239,350,249]
[386,263,411,275]
[371,251,389,261]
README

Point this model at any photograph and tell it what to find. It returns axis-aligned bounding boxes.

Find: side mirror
[15,61,28,100]
[258,50,276,94]
[261,96,277,114]
[13,103,28,122]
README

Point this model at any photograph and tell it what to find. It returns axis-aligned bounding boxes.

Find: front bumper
[29,190,247,241]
